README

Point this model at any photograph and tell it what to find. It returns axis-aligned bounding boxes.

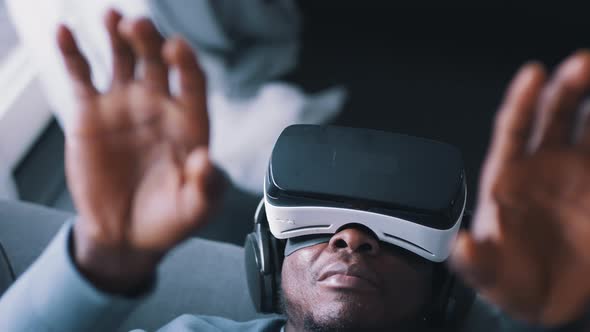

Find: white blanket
[6,0,346,194]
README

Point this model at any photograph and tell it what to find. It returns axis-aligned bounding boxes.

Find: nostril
[334,239,347,248]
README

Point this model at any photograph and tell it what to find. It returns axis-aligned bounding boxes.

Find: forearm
[0,222,143,332]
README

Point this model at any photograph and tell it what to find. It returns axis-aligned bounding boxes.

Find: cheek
[281,255,343,322]
[281,251,325,310]
[282,256,303,292]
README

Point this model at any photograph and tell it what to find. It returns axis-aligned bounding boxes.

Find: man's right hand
[57,10,225,294]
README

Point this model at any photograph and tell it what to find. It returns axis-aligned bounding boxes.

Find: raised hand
[58,10,225,293]
[451,51,590,326]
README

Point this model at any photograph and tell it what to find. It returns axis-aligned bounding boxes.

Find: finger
[163,37,206,111]
[105,9,135,85]
[56,25,98,98]
[574,98,590,148]
[451,232,551,322]
[450,232,505,289]
[178,148,224,228]
[163,37,209,147]
[530,50,590,150]
[480,63,545,192]
[119,18,169,92]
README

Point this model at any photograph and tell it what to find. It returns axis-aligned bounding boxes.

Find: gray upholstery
[0,200,273,331]
[0,200,68,277]
[0,243,13,297]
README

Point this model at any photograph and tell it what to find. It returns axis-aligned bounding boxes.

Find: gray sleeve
[0,222,143,332]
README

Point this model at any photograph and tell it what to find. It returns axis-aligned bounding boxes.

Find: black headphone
[244,200,475,329]
[244,200,285,313]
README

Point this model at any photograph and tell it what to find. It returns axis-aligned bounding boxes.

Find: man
[1,10,590,331]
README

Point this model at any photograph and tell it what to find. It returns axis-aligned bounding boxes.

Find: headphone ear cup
[444,276,476,328]
[428,264,475,328]
[244,232,264,312]
[444,210,476,326]
[244,222,277,313]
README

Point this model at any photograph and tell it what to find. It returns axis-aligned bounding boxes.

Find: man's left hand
[451,51,590,327]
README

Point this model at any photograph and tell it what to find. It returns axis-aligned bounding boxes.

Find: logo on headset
[274,218,295,225]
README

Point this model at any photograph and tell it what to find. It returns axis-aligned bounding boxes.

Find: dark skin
[282,227,434,331]
[59,10,225,292]
[58,8,590,331]
[451,55,590,326]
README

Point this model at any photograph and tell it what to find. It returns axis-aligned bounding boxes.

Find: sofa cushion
[120,236,273,331]
[0,243,14,297]
[0,200,69,277]
[0,200,273,331]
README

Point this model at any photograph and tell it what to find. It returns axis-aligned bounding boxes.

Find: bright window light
[0,0,52,200]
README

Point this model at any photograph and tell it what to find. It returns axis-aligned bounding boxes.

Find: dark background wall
[291,1,590,208]
[13,1,590,245]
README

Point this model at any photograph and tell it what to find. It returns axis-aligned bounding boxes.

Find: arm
[451,52,590,331]
[0,222,143,332]
[1,9,224,330]
[61,9,224,295]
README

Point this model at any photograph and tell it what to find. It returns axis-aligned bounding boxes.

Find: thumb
[449,232,502,291]
[177,147,218,228]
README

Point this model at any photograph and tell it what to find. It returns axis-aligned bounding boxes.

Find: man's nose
[328,225,379,255]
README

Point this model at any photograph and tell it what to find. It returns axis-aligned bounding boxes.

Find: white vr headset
[264,125,467,263]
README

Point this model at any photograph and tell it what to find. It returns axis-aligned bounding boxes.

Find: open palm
[58,11,224,289]
[452,52,590,326]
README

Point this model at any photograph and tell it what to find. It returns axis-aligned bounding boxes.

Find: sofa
[0,200,276,331]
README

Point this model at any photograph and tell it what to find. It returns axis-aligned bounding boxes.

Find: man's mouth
[317,262,379,291]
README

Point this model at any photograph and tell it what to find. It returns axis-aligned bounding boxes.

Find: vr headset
[245,125,473,325]
[264,124,466,262]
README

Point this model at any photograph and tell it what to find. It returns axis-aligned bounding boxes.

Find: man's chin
[302,313,394,332]
[305,299,392,330]
[281,290,423,331]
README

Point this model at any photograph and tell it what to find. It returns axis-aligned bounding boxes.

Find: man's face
[281,225,434,331]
